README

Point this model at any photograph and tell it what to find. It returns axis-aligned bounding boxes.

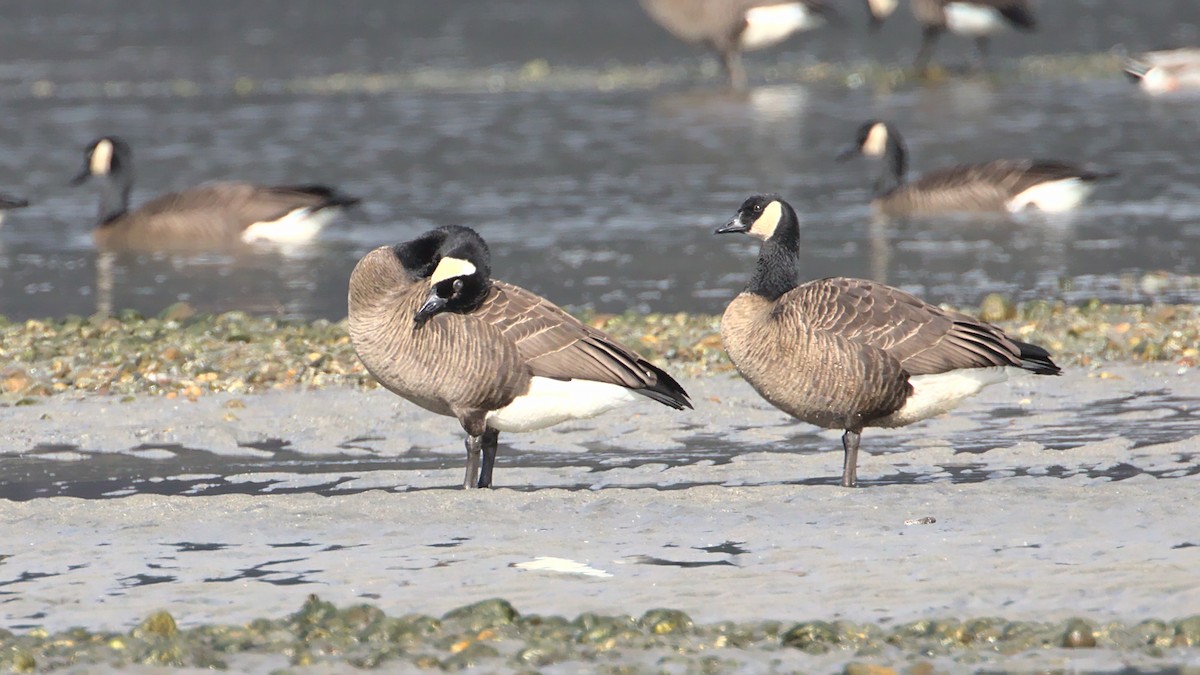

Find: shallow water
[2,1,1200,320]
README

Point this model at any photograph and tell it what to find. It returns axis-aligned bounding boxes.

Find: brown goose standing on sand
[348,225,692,489]
[0,194,28,226]
[70,136,359,250]
[639,0,838,89]
[716,194,1060,487]
[864,0,1035,74]
[837,120,1116,216]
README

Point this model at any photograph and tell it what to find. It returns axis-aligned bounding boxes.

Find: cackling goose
[838,120,1116,215]
[348,225,692,489]
[865,0,1035,75]
[639,0,837,89]
[70,136,359,250]
[716,194,1060,487]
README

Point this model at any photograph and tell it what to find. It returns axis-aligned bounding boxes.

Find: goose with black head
[348,225,692,489]
[838,120,1116,216]
[70,136,359,250]
[716,194,1060,487]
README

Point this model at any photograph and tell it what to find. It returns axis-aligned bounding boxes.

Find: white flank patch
[740,3,823,51]
[241,207,335,243]
[1138,67,1197,95]
[486,376,639,433]
[1007,178,1094,213]
[944,3,1005,36]
[884,367,1011,427]
[430,256,477,285]
[1139,68,1175,94]
[513,556,612,578]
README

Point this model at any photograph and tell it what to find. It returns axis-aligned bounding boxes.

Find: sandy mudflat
[1,362,1198,671]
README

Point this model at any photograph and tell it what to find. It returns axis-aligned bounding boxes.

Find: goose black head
[413,226,492,329]
[71,136,131,186]
[715,193,791,241]
[837,120,894,161]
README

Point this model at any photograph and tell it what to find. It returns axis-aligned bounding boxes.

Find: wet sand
[2,362,1198,670]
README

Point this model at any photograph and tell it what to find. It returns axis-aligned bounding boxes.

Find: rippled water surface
[2,0,1199,320]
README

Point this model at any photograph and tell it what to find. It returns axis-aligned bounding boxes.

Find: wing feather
[473,282,661,388]
[777,278,1028,375]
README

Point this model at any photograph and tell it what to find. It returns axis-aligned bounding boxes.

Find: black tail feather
[275,184,362,209]
[0,194,29,209]
[1015,339,1061,375]
[1000,6,1036,31]
[1081,168,1120,182]
[635,361,693,410]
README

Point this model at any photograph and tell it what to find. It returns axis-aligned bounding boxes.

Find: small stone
[441,641,499,670]
[639,608,693,635]
[2,367,33,394]
[845,664,897,675]
[782,621,838,653]
[133,610,178,639]
[905,662,936,675]
[978,293,1016,322]
[1062,618,1097,648]
[11,650,36,673]
[442,599,519,633]
[1173,616,1200,646]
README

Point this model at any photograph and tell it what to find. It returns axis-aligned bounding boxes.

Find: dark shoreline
[2,298,1197,403]
[3,595,1198,673]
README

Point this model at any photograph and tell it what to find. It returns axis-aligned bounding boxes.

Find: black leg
[477,428,500,488]
[974,36,991,72]
[914,26,941,77]
[841,429,862,488]
[463,435,482,489]
[722,48,747,90]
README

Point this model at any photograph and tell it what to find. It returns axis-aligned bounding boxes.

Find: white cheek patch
[862,123,889,157]
[747,200,782,240]
[867,0,899,19]
[429,256,476,285]
[90,138,114,176]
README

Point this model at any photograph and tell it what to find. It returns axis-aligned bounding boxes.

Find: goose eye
[452,279,464,292]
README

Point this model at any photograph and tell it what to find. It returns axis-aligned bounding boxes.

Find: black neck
[746,203,802,301]
[873,133,908,197]
[96,172,132,227]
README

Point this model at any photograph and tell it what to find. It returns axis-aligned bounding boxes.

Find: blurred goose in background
[639,0,838,88]
[70,136,360,250]
[715,194,1061,487]
[0,194,29,227]
[1122,48,1200,94]
[837,120,1116,216]
[348,225,692,489]
[864,0,1035,75]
